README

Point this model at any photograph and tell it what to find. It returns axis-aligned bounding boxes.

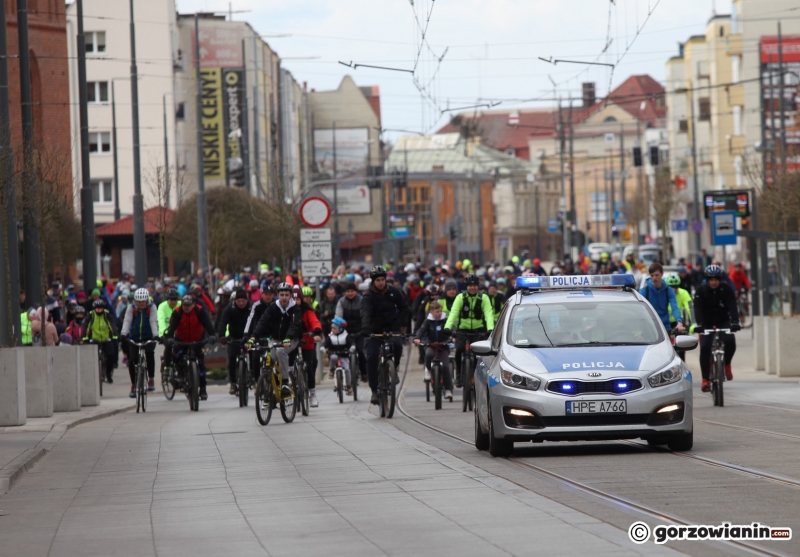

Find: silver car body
[474,286,693,444]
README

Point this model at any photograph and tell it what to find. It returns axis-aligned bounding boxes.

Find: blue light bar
[515,274,636,290]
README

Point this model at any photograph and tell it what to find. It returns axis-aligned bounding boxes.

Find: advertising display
[223,68,248,187]
[200,68,224,179]
[760,35,800,179]
[195,27,244,68]
[703,190,750,219]
[313,128,370,179]
[317,184,371,215]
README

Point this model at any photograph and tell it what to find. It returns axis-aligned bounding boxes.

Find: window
[603,116,617,123]
[698,97,711,121]
[733,105,742,136]
[85,32,106,54]
[175,102,185,120]
[91,180,113,204]
[505,148,515,157]
[87,81,108,103]
[88,132,111,153]
[679,119,689,133]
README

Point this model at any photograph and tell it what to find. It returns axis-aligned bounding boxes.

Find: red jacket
[729,269,751,292]
[168,306,214,343]
[300,307,322,350]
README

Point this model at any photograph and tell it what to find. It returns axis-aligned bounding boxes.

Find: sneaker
[281,380,292,398]
[129,385,136,398]
[345,384,353,395]
[147,379,155,391]
[106,374,113,384]
[725,365,733,381]
[370,392,379,405]
[701,379,711,392]
[199,389,208,401]
[445,389,453,401]
[423,368,431,381]
[229,384,237,395]
[455,376,463,389]
[328,370,335,379]
[310,394,319,408]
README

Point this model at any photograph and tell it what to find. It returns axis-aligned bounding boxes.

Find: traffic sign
[299,196,331,228]
[547,218,559,233]
[711,211,737,246]
[692,220,703,234]
[301,260,332,277]
[301,242,332,261]
[671,219,689,232]
[300,228,331,242]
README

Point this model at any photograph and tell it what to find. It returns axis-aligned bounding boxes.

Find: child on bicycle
[322,317,355,395]
[414,301,453,401]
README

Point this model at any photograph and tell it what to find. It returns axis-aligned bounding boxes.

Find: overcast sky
[176,0,717,140]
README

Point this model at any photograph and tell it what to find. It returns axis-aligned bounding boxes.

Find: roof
[437,109,559,157]
[581,75,666,127]
[95,206,174,237]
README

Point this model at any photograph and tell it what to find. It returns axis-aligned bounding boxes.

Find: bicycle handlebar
[127,339,160,348]
[368,333,407,338]
[172,340,208,349]
[700,328,732,335]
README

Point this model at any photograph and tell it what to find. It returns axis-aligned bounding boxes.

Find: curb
[0,402,134,497]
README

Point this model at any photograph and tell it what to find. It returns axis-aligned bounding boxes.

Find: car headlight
[648,360,684,388]
[500,362,541,391]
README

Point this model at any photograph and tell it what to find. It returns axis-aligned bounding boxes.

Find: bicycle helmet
[705,264,723,279]
[426,284,440,294]
[465,274,480,286]
[276,282,293,293]
[301,286,313,297]
[133,288,149,302]
[181,295,194,305]
[665,274,681,287]
[167,288,179,300]
[93,299,105,308]
[370,265,387,279]
[74,304,86,315]
[331,317,347,328]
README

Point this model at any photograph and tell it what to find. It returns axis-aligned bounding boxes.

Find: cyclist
[217,289,252,395]
[444,274,494,388]
[120,288,159,396]
[730,262,751,294]
[361,266,409,406]
[300,286,323,407]
[158,289,180,337]
[486,281,505,323]
[693,265,740,392]
[250,282,303,399]
[439,279,459,314]
[82,299,118,384]
[639,263,685,334]
[665,273,694,361]
[65,305,85,345]
[335,282,367,383]
[165,295,216,401]
[322,317,356,395]
[414,301,453,401]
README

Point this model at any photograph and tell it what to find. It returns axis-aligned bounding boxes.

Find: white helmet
[133,288,150,302]
[404,263,416,273]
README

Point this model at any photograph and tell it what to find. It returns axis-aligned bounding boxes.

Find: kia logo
[587,372,602,377]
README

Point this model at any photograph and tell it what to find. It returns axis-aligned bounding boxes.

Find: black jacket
[244,299,269,337]
[217,300,252,339]
[694,282,739,328]
[252,299,303,341]
[415,314,451,344]
[361,285,409,335]
[335,295,363,334]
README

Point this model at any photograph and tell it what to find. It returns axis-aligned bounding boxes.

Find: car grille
[546,378,643,396]
[541,414,650,427]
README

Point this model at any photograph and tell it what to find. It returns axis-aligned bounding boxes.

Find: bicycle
[456,331,484,413]
[420,342,450,410]
[172,340,207,412]
[226,339,250,408]
[701,328,732,407]
[294,333,317,417]
[160,351,177,400]
[369,333,405,418]
[328,349,355,404]
[129,339,158,413]
[737,289,751,328]
[86,339,108,397]
[349,348,359,402]
[252,339,297,425]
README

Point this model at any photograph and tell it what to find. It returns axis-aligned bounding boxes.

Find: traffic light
[632,147,642,167]
[650,146,660,166]
[740,217,749,229]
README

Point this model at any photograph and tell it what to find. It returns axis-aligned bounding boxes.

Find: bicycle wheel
[433,363,442,410]
[280,369,297,423]
[350,354,358,401]
[296,361,309,416]
[238,358,248,408]
[136,363,145,413]
[189,361,200,412]
[461,354,471,412]
[714,356,725,407]
[255,374,273,426]
[466,363,475,411]
[425,375,430,402]
[98,354,104,397]
[336,368,344,403]
[384,360,397,419]
[161,359,175,400]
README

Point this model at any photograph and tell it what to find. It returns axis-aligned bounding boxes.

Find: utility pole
[18,0,41,306]
[129,0,147,283]
[534,180,541,257]
[688,88,702,253]
[778,23,787,177]
[111,81,121,220]
[619,123,626,206]
[163,94,171,208]
[605,151,611,242]
[0,0,20,344]
[568,100,576,257]
[194,14,209,273]
[558,100,567,257]
[76,0,98,292]
[332,121,340,264]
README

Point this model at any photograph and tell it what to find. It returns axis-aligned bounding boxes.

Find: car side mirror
[471,340,496,356]
[674,335,698,351]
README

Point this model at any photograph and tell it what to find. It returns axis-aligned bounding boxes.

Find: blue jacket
[640,278,682,329]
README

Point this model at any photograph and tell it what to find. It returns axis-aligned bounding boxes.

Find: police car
[471,274,697,457]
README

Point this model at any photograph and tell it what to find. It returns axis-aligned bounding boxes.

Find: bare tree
[145,159,186,278]
[252,159,301,271]
[623,185,648,245]
[651,166,676,244]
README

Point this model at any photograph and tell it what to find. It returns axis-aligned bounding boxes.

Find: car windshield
[507,301,663,347]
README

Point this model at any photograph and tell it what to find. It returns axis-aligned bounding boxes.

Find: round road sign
[299,196,331,228]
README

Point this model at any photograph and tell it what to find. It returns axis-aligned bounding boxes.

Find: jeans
[425,346,452,391]
[699,332,736,381]
[126,342,155,385]
[365,336,402,393]
[272,339,299,383]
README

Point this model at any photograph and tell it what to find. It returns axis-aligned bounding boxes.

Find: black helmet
[705,264,723,279]
[276,282,293,293]
[370,266,387,279]
[465,274,480,286]
[167,288,179,300]
[93,299,105,308]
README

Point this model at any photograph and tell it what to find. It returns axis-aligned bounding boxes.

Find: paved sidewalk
[0,398,134,496]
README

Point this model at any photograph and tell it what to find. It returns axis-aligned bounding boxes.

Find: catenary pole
[194,14,209,273]
[129,0,147,284]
